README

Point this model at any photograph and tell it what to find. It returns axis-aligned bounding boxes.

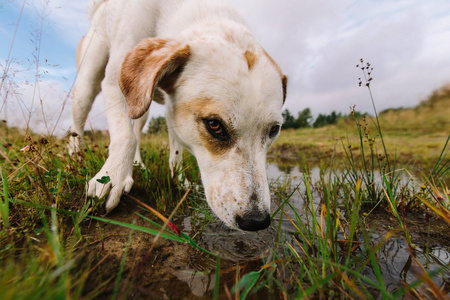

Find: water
[151,162,450,298]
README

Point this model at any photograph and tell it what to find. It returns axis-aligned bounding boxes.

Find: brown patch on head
[119,38,190,119]
[244,50,258,70]
[224,31,239,45]
[173,98,235,156]
[262,49,288,103]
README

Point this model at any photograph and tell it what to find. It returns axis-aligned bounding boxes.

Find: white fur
[70,0,286,230]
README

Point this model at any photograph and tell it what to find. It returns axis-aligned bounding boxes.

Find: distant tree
[282,108,313,129]
[282,109,297,129]
[327,111,339,124]
[147,116,167,135]
[312,114,325,128]
[313,111,342,128]
[295,108,312,128]
[348,111,369,119]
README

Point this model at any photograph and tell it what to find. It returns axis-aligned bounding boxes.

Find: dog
[69,0,287,231]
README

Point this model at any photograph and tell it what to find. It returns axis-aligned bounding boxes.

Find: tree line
[282,108,350,129]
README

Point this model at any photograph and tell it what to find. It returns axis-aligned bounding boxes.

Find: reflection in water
[374,237,449,293]
[174,268,215,298]
[159,162,449,298]
[267,162,321,187]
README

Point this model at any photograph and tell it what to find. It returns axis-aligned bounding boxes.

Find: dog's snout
[236,211,270,231]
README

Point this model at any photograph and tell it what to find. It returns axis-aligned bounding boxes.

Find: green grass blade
[0,167,10,229]
[232,270,261,299]
[213,258,220,300]
[112,228,133,300]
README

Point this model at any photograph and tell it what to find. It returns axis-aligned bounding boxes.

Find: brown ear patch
[244,50,257,70]
[119,38,190,119]
[281,75,288,104]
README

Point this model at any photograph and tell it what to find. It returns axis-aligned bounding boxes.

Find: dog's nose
[236,211,271,231]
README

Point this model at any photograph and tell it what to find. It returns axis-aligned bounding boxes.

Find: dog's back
[88,0,247,44]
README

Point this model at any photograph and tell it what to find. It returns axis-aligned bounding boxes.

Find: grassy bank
[271,86,450,170]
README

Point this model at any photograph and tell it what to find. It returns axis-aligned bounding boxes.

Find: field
[0,86,449,299]
[271,86,450,171]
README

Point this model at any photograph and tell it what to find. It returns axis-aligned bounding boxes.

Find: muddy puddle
[84,163,449,298]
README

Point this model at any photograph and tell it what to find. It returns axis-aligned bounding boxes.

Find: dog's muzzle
[236,211,271,231]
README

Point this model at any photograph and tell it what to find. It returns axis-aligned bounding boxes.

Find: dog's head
[119,37,287,231]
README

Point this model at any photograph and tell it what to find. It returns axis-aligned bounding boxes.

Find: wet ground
[82,196,277,299]
[81,163,450,299]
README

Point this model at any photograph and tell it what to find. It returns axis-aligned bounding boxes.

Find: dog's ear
[281,75,288,104]
[119,38,190,119]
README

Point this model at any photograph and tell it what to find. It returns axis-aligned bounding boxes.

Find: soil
[79,193,275,299]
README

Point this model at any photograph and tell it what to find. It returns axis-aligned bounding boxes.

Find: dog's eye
[208,120,221,131]
[204,119,229,141]
[269,125,280,138]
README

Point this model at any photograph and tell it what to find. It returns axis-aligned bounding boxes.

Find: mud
[81,194,277,299]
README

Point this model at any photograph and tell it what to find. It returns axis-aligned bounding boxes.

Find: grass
[1,46,450,299]
[1,119,447,298]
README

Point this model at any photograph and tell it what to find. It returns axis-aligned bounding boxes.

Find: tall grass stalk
[342,59,403,207]
[213,258,220,300]
[429,134,450,185]
[0,168,10,232]
[360,60,392,174]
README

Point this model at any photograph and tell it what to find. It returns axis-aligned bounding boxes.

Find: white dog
[69,0,287,231]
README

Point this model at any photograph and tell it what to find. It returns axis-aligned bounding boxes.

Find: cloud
[2,76,111,137]
[2,79,70,135]
[22,0,90,48]
[228,0,450,116]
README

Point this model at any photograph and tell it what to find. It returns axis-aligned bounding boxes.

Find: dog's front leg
[168,126,183,179]
[132,110,149,169]
[168,125,192,189]
[87,69,136,213]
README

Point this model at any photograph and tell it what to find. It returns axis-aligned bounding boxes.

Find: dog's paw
[133,159,146,169]
[133,152,146,169]
[176,175,200,191]
[178,177,192,190]
[68,135,81,156]
[87,164,134,213]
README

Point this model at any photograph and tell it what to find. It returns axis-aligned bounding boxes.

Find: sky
[1,0,450,136]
